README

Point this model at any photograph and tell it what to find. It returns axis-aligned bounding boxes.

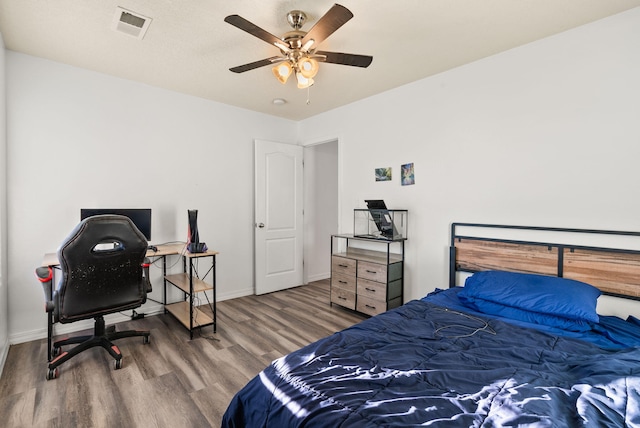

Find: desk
[42,242,217,343]
[42,242,187,267]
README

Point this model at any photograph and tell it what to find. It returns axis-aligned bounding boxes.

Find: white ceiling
[1,0,639,121]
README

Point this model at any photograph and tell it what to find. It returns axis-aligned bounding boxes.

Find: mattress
[222,288,640,427]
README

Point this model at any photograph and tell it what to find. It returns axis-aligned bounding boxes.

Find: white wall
[0,32,9,374]
[299,8,640,318]
[303,140,338,282]
[6,52,297,343]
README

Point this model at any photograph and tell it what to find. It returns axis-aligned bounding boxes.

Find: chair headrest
[58,214,147,264]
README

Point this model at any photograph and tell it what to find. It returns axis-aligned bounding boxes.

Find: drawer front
[358,261,387,283]
[331,273,356,293]
[332,256,357,276]
[331,288,356,310]
[356,295,385,316]
[357,278,386,302]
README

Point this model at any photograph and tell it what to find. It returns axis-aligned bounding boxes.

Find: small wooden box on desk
[164,248,218,339]
[330,234,405,316]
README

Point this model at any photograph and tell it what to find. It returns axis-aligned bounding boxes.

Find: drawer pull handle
[365,287,375,292]
[365,304,376,309]
[339,280,347,284]
[366,270,376,274]
[338,296,347,300]
[339,264,349,268]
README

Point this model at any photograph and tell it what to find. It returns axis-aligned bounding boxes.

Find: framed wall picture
[375,167,392,181]
[401,163,415,186]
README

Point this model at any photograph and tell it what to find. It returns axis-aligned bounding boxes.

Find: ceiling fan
[224,3,373,89]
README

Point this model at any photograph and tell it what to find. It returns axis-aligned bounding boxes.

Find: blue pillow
[460,295,593,332]
[627,315,640,327]
[459,270,601,323]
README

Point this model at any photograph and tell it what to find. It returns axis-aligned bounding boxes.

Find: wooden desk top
[147,242,187,257]
[42,242,216,267]
[183,247,220,258]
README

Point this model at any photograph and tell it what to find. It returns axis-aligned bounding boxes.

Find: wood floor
[0,279,366,427]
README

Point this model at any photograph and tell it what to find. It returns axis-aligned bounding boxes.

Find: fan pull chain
[306,86,311,105]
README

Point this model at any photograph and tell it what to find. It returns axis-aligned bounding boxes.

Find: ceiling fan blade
[230,56,284,73]
[224,15,289,51]
[300,4,353,50]
[315,51,373,68]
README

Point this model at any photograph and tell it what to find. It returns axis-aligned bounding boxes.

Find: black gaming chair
[35,214,152,380]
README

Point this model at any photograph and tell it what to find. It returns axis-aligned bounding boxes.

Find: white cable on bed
[432,307,497,339]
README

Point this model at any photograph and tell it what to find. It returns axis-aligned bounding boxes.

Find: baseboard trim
[9,287,258,345]
[9,303,166,345]
[307,272,330,283]
[218,286,254,302]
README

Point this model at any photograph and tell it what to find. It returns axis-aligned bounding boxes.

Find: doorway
[303,139,339,283]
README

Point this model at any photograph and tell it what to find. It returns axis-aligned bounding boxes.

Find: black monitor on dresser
[80,208,152,241]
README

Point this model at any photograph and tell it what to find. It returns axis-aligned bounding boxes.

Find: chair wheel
[143,335,150,345]
[46,367,58,380]
[52,347,61,357]
[115,358,122,370]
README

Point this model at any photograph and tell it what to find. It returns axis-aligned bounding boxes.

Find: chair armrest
[35,266,55,313]
[142,258,152,293]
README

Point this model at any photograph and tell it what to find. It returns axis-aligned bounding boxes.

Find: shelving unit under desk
[164,249,218,339]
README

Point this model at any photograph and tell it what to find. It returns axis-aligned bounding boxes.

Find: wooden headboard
[449,223,640,300]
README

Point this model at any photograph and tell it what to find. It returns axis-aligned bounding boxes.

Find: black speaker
[187,209,207,253]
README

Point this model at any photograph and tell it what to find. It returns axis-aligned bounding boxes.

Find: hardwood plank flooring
[0,280,366,427]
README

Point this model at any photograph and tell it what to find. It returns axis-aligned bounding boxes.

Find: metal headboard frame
[449,222,640,301]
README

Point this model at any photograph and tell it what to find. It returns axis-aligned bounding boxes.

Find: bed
[222,223,640,427]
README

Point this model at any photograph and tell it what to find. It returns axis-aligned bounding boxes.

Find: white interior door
[255,140,304,295]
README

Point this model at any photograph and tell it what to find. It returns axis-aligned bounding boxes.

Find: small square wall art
[401,163,415,186]
[375,167,392,181]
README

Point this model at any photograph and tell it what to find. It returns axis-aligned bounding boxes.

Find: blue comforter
[222,295,640,427]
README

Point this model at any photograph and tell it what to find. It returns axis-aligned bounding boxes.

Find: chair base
[46,315,150,380]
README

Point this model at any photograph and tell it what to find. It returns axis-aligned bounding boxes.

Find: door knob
[257,223,265,228]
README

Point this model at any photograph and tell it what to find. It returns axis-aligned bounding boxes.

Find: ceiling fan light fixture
[296,72,314,89]
[298,57,319,79]
[226,4,372,92]
[272,62,292,84]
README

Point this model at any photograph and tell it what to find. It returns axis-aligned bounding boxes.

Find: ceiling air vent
[112,7,152,40]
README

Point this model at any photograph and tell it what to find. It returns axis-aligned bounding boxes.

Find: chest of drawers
[330,234,405,316]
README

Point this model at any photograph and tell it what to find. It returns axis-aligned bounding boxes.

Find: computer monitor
[80,208,152,241]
